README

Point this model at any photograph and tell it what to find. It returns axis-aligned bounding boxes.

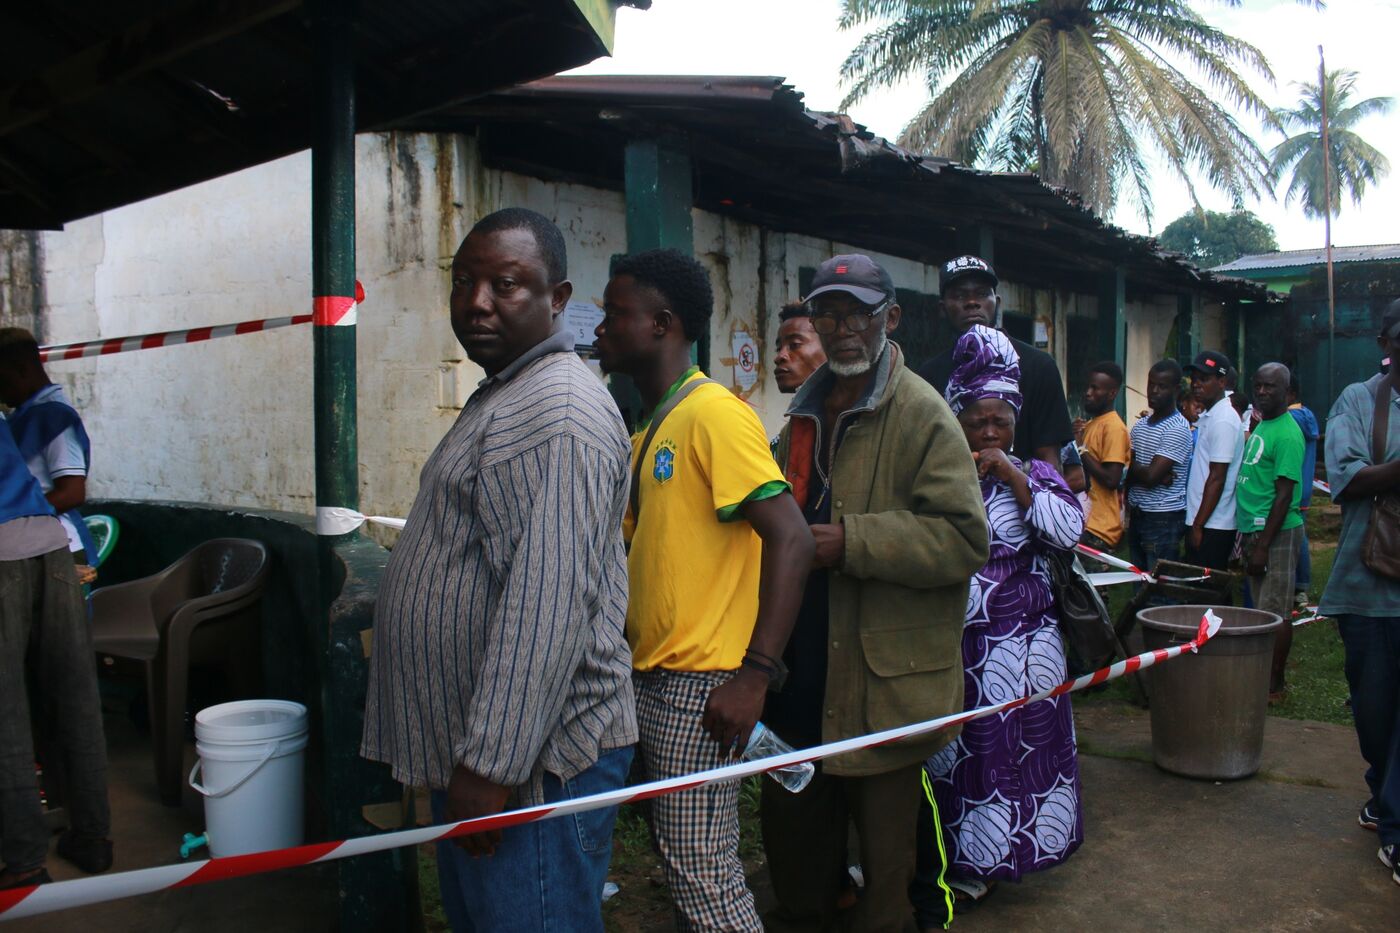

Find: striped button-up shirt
[361,329,637,804]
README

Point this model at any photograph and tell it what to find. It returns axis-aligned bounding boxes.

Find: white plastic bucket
[189,699,308,857]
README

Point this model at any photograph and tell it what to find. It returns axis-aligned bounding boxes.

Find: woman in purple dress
[926,325,1085,911]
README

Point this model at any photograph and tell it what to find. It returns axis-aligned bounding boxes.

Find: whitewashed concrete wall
[1123,295,1179,408]
[17,132,1187,524]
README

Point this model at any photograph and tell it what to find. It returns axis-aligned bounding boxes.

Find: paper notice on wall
[731,330,758,392]
[1034,319,1050,348]
[564,300,605,351]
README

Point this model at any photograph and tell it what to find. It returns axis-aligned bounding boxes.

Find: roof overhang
[0,0,647,230]
[406,74,1273,304]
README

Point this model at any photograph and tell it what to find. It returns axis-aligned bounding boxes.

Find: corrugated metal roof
[0,1,649,230]
[414,74,1271,303]
[1213,244,1400,272]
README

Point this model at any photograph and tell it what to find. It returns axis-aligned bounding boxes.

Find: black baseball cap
[804,254,895,306]
[1184,350,1232,377]
[939,255,999,294]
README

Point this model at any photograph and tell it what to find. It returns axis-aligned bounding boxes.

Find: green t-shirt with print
[1235,413,1305,532]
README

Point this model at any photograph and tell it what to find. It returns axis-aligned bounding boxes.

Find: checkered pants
[634,669,763,933]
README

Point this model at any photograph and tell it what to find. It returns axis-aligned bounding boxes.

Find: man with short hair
[773,301,827,394]
[1073,361,1130,551]
[362,208,637,933]
[1318,300,1400,885]
[764,254,988,932]
[0,428,111,890]
[917,256,1074,468]
[1125,359,1193,572]
[593,247,813,933]
[1287,373,1320,607]
[1183,350,1245,571]
[1236,363,1306,697]
[0,329,99,563]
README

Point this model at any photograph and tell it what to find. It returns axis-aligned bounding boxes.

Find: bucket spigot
[180,832,209,859]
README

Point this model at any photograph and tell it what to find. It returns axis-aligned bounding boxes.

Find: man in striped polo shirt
[361,208,636,933]
[1125,359,1194,573]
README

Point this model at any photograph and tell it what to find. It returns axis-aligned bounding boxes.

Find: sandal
[947,877,997,914]
[0,868,51,890]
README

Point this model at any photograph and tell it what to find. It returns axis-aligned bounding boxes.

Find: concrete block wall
[12,131,1193,521]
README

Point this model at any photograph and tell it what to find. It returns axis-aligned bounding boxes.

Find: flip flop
[947,877,997,914]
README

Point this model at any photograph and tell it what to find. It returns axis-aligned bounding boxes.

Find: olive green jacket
[774,343,988,775]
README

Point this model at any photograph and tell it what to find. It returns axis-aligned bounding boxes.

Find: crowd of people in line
[1,207,1396,932]
[360,208,1400,931]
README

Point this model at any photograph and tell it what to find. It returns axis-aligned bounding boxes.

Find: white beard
[828,331,887,377]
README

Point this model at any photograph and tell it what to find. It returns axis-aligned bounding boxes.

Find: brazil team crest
[653,440,678,484]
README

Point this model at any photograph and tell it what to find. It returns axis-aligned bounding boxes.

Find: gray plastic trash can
[1138,605,1284,780]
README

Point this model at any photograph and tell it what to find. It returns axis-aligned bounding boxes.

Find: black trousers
[1183,525,1236,573]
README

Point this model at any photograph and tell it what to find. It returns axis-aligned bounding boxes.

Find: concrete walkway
[7,711,337,933]
[10,702,1393,931]
[950,704,1393,931]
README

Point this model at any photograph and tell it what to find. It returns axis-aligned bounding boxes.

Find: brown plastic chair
[90,538,269,805]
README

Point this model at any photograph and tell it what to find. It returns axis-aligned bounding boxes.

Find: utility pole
[1319,45,1336,410]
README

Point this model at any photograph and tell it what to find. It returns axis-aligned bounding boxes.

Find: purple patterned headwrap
[944,324,1022,415]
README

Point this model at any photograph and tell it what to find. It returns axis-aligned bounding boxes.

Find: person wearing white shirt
[1183,350,1245,571]
[0,329,97,562]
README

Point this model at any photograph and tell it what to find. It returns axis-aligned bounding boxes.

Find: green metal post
[1176,293,1199,364]
[313,10,359,518]
[624,137,699,363]
[956,225,994,264]
[1097,267,1127,417]
[311,5,409,931]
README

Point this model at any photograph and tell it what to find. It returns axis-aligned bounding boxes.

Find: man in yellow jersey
[594,248,814,932]
[767,255,988,931]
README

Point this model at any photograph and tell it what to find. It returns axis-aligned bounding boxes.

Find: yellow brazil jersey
[624,369,788,672]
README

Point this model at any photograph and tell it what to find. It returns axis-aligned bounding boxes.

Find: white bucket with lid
[190,699,308,857]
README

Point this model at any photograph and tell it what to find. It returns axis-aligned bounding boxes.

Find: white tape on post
[315,507,407,536]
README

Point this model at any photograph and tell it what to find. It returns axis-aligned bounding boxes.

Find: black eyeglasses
[810,299,890,335]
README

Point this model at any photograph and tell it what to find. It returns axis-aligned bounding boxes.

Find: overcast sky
[570,0,1400,254]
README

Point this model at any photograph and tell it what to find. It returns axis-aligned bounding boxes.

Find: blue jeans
[1127,508,1184,574]
[430,744,634,933]
[1336,616,1400,847]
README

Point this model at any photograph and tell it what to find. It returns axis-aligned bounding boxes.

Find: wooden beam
[0,0,302,137]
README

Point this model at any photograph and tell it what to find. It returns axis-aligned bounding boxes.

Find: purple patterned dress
[928,457,1085,881]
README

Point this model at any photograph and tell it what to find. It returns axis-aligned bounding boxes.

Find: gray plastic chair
[90,538,269,805]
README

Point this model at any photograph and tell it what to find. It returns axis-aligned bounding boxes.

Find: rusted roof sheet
[1214,244,1400,272]
[0,1,649,230]
[419,74,1272,303]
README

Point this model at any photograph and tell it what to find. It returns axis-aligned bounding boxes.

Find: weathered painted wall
[10,132,1196,522]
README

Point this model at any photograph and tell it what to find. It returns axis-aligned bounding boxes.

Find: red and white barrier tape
[38,283,363,363]
[1292,606,1328,627]
[0,611,1223,921]
[1313,479,1330,496]
[1075,544,1212,586]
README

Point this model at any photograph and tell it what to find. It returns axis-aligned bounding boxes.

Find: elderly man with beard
[763,254,988,932]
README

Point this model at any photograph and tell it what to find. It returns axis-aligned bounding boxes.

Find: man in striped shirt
[361,209,636,933]
[1125,359,1194,573]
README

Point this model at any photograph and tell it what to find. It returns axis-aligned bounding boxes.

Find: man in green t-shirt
[1236,362,1305,697]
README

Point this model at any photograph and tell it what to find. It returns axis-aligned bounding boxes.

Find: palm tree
[1268,68,1392,218]
[838,0,1279,224]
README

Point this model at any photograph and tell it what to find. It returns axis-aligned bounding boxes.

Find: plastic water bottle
[742,722,815,793]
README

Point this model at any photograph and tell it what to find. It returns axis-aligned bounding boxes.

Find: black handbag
[1360,374,1400,580]
[1044,548,1118,677]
